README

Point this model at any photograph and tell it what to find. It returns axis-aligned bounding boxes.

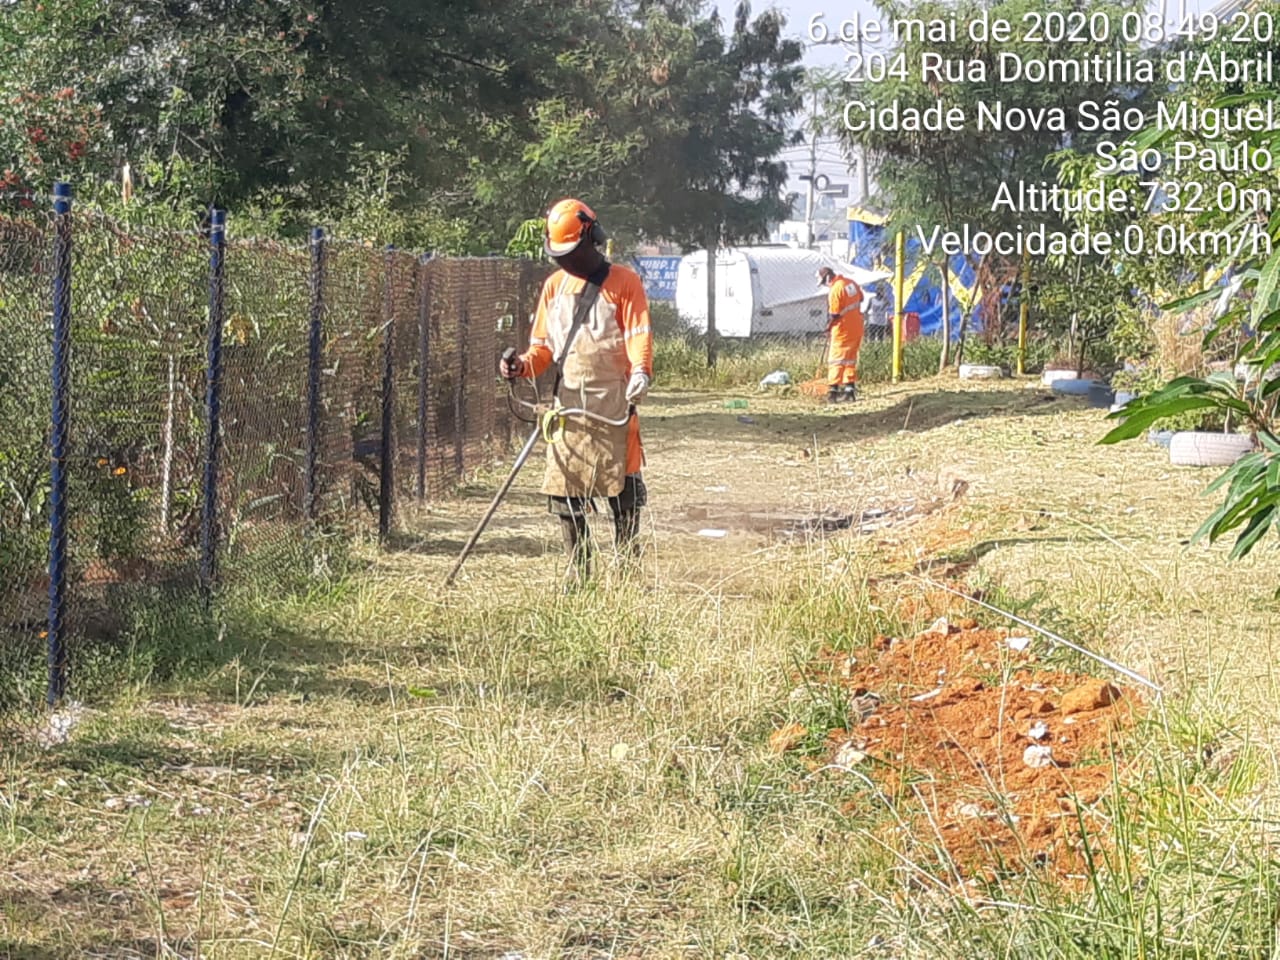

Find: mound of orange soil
[777,619,1143,883]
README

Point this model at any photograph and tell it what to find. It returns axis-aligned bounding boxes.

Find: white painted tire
[959,363,1004,380]
[1050,378,1106,396]
[1168,431,1256,467]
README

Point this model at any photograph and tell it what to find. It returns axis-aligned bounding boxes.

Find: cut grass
[4,375,1280,957]
[654,333,946,391]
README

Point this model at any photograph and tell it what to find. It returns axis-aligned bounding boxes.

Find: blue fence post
[305,227,325,524]
[454,285,467,480]
[379,245,395,541]
[46,181,72,707]
[199,209,227,606]
[415,253,431,502]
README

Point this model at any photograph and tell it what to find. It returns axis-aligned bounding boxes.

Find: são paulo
[916,223,1114,258]
[843,99,965,133]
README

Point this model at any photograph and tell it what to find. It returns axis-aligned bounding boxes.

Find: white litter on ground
[35,700,87,748]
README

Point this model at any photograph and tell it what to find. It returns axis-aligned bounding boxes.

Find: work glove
[625,371,650,404]
[499,354,525,380]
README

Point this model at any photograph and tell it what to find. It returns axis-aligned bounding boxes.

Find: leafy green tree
[1098,0,1280,578]
[1,0,807,278]
[833,0,1157,361]
[493,0,804,363]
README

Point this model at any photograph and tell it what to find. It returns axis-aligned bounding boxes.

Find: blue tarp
[848,217,992,340]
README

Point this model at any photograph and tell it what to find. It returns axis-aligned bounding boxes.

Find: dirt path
[429,375,1280,735]
[6,374,1279,958]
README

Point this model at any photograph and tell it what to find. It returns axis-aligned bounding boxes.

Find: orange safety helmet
[544,197,607,257]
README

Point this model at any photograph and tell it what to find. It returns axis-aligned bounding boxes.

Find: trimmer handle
[500,346,522,380]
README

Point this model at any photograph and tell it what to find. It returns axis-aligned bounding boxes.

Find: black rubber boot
[842,383,858,402]
[827,385,841,404]
[559,513,592,591]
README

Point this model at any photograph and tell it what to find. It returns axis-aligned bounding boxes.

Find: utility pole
[804,87,818,249]
[857,34,870,202]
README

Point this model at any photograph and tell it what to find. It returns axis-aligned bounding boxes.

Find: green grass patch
[4,382,1280,957]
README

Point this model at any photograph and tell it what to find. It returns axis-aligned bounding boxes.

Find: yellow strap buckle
[541,403,567,445]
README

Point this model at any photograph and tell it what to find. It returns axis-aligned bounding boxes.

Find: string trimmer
[442,350,633,586]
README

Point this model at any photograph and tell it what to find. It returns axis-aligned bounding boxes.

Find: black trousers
[547,474,648,519]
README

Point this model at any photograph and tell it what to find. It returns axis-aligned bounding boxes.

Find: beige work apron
[540,278,631,499]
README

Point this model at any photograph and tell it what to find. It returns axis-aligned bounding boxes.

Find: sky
[714,0,881,211]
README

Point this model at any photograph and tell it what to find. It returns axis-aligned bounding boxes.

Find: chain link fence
[0,184,551,707]
[0,200,56,694]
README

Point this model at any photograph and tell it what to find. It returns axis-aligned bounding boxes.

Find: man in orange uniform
[818,265,864,403]
[499,198,654,585]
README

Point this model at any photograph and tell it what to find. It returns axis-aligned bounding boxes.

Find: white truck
[673,245,890,338]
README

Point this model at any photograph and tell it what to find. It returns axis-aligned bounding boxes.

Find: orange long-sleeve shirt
[520,264,653,477]
[827,275,863,325]
[521,265,653,380]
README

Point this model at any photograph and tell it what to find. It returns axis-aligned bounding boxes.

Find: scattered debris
[793,620,1141,882]
[696,529,727,539]
[910,686,944,702]
[343,831,368,842]
[831,740,867,767]
[849,690,879,720]
[104,794,151,811]
[609,743,631,762]
[1022,744,1055,768]
[937,466,973,501]
[759,370,792,388]
[1007,636,1032,652]
[33,700,87,748]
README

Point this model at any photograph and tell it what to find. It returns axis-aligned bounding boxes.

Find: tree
[832,0,1156,363]
[646,0,803,365]
[0,0,805,270]
[0,0,612,215]
[1098,0,1280,581]
[505,0,804,364]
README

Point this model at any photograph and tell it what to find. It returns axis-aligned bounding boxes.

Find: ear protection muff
[576,209,607,248]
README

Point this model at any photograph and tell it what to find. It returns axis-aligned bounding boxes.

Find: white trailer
[673,245,891,338]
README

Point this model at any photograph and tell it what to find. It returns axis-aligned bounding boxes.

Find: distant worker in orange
[499,198,654,586]
[818,265,864,403]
